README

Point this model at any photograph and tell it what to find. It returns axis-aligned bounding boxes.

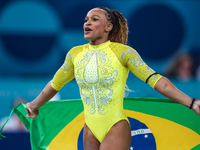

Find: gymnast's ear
[105,22,113,32]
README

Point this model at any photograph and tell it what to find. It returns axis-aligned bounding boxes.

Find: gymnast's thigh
[83,123,100,150]
[99,120,131,150]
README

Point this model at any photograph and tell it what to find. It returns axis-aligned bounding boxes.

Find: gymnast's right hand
[26,102,39,118]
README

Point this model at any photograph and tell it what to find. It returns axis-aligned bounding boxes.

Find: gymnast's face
[84,8,112,45]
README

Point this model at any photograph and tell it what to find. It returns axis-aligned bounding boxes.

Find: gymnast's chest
[73,49,122,85]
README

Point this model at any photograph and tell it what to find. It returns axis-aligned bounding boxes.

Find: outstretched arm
[154,76,200,115]
[26,49,76,118]
[121,46,200,115]
[26,81,57,118]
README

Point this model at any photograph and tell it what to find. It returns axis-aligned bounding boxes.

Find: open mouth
[85,27,92,33]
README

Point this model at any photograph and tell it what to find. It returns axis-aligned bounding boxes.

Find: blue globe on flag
[77,117,156,150]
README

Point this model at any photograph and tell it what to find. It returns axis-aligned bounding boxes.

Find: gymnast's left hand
[192,100,200,115]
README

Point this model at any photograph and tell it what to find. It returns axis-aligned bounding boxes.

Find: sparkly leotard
[51,41,162,143]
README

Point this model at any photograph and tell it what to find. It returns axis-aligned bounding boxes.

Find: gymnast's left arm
[154,77,200,115]
[123,46,200,115]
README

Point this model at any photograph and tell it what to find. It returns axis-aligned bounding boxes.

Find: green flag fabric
[1,98,200,150]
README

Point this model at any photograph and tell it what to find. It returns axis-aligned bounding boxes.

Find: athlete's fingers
[193,100,200,115]
[26,114,37,119]
[26,110,38,118]
[26,103,39,118]
[26,109,31,114]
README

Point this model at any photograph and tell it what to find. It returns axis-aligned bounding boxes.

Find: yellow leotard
[51,41,162,143]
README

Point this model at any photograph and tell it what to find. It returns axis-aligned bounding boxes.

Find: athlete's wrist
[28,101,39,112]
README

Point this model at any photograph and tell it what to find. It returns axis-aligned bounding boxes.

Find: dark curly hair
[96,7,129,45]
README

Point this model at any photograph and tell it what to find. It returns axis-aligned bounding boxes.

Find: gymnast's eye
[92,18,99,21]
[84,19,88,23]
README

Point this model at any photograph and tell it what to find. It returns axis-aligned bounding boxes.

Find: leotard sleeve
[51,51,75,91]
[122,47,162,88]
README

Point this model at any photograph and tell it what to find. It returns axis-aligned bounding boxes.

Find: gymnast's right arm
[26,52,75,118]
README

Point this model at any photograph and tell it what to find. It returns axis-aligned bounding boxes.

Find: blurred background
[0,0,200,149]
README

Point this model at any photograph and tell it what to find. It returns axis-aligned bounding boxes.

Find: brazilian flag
[1,98,200,150]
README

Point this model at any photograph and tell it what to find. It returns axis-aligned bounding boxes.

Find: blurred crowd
[164,49,200,82]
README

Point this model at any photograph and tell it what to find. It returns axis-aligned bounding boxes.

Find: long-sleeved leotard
[51,41,162,143]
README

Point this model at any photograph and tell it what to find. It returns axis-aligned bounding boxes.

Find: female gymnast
[26,7,200,150]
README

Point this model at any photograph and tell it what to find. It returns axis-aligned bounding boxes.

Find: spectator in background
[196,55,200,81]
[165,51,195,82]
[0,97,28,133]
